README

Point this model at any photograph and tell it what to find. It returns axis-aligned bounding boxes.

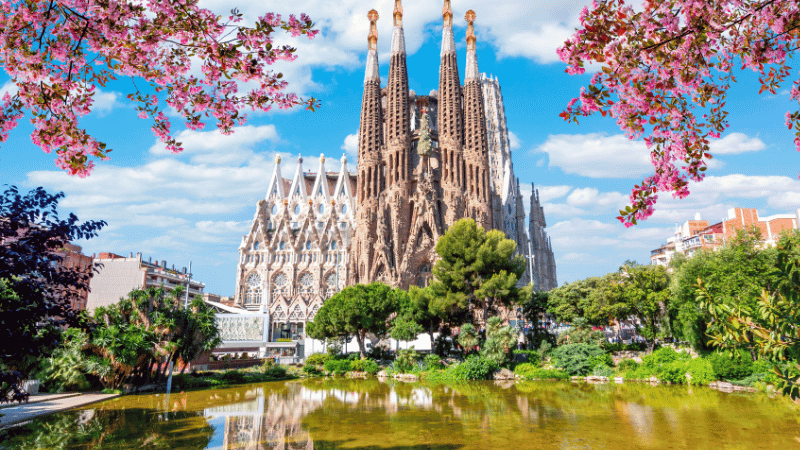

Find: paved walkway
[0,393,120,429]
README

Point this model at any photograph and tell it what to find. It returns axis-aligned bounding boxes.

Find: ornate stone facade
[232,1,557,336]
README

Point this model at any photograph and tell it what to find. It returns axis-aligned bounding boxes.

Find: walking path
[0,392,120,429]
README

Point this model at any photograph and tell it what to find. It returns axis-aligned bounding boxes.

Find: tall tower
[461,10,493,230]
[437,0,465,227]
[384,0,412,282]
[350,10,386,284]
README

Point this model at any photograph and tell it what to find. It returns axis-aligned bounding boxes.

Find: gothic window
[309,304,320,319]
[245,273,262,304]
[294,204,301,215]
[305,240,312,250]
[341,204,347,214]
[331,241,337,250]
[325,273,338,295]
[271,204,278,215]
[318,204,325,214]
[253,241,259,250]
[274,305,286,320]
[289,305,304,320]
[279,241,286,250]
[299,273,315,294]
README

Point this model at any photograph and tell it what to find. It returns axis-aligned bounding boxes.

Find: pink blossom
[559,0,800,227]
[0,0,319,176]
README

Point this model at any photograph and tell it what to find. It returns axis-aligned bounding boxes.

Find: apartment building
[86,252,205,311]
[650,208,800,266]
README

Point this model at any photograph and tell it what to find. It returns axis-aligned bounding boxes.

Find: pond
[1,379,798,449]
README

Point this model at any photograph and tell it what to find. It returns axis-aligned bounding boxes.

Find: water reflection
[2,380,799,449]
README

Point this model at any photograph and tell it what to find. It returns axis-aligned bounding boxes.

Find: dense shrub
[264,366,287,379]
[592,365,614,377]
[324,359,351,375]
[395,348,419,373]
[454,355,499,380]
[423,354,443,371]
[349,358,380,374]
[512,350,540,366]
[219,370,247,384]
[363,359,380,375]
[514,363,569,380]
[684,358,715,385]
[303,363,322,376]
[427,356,499,381]
[616,359,640,372]
[306,353,331,366]
[657,361,688,384]
[708,353,754,381]
[551,343,607,376]
[641,347,690,369]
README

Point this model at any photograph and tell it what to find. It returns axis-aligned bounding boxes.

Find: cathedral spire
[465,10,479,80]
[351,9,386,285]
[461,9,492,229]
[386,0,410,169]
[438,0,465,225]
[391,0,405,54]
[365,9,379,82]
[441,0,455,56]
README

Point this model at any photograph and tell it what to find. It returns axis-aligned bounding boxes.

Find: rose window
[299,273,315,293]
[272,273,288,295]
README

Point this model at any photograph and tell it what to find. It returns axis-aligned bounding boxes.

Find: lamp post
[183,261,192,309]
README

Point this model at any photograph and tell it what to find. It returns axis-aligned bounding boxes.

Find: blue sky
[1,0,799,296]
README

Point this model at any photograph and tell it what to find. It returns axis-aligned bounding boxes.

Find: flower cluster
[558,0,800,226]
[0,0,319,177]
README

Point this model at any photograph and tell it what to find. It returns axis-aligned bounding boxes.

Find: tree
[393,285,444,350]
[307,283,399,359]
[518,290,556,348]
[86,286,220,388]
[0,1,318,177]
[617,262,671,352]
[0,185,105,373]
[429,219,530,325]
[558,0,800,226]
[669,227,777,351]
[390,288,424,344]
[480,317,518,366]
[697,229,800,399]
[545,276,611,325]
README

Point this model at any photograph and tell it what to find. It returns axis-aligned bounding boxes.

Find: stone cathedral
[233,1,557,341]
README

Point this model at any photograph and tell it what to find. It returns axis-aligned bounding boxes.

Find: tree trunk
[428,330,436,354]
[355,331,367,359]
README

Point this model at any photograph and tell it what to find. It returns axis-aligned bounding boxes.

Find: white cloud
[534,130,746,179]
[535,185,572,203]
[92,90,120,117]
[149,125,279,163]
[566,187,627,209]
[341,133,359,162]
[0,81,18,98]
[193,0,595,99]
[535,133,651,178]
[508,131,521,150]
[709,132,767,155]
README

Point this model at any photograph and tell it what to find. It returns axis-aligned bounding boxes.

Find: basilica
[232,1,557,341]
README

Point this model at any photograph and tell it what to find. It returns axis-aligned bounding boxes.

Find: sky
[1,0,799,297]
